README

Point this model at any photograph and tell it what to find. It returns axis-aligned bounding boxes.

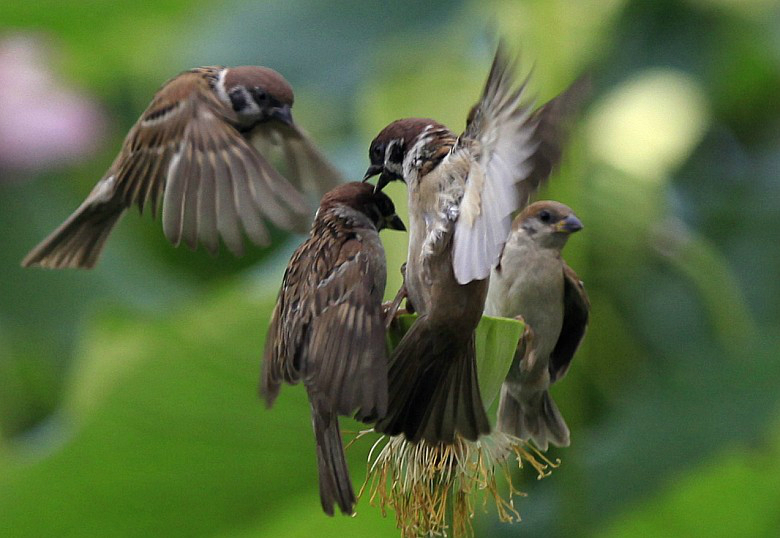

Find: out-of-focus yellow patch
[586,69,709,182]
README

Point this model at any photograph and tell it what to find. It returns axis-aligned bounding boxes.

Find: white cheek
[236,87,261,117]
[215,69,230,105]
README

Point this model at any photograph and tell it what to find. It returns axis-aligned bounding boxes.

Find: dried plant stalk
[356,431,559,538]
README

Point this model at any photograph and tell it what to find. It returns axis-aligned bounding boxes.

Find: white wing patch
[451,48,539,285]
[140,100,186,127]
[90,175,117,203]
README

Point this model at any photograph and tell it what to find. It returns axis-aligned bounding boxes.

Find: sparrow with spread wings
[261,182,405,515]
[364,43,586,444]
[22,66,342,269]
[485,201,589,450]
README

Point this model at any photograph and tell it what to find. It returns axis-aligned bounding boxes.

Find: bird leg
[514,315,534,361]
[382,263,411,328]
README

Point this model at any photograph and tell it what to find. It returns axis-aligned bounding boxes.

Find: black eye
[253,88,269,103]
[539,210,552,223]
[371,144,384,161]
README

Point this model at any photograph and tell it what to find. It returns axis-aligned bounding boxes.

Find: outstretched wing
[549,262,590,383]
[520,74,590,206]
[261,224,387,420]
[251,122,344,203]
[451,43,538,284]
[113,69,311,256]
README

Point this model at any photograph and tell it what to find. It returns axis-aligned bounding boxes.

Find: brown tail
[375,316,490,444]
[22,201,124,269]
[496,384,570,451]
[311,399,356,516]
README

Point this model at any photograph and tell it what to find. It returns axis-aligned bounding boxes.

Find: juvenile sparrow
[22,65,343,269]
[261,182,405,515]
[364,44,585,444]
[484,201,589,450]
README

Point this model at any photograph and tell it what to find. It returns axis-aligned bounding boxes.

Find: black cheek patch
[389,139,405,165]
[229,90,247,112]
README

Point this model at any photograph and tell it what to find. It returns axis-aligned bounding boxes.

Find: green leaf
[388,314,524,409]
[0,283,398,537]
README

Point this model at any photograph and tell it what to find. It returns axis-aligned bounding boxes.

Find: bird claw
[513,315,534,357]
[383,282,408,329]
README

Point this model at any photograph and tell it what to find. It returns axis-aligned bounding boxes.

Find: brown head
[363,118,448,192]
[514,201,583,250]
[319,182,406,232]
[222,66,295,127]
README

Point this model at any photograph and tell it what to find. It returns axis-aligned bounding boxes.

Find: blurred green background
[1,0,779,536]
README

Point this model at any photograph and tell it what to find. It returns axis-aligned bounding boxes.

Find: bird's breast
[486,243,565,358]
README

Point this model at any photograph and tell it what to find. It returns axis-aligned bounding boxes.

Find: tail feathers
[22,202,124,269]
[496,384,570,451]
[375,318,490,444]
[311,402,356,516]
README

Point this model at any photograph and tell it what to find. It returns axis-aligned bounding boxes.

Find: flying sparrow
[261,181,405,515]
[364,43,586,444]
[22,65,343,269]
[484,201,589,450]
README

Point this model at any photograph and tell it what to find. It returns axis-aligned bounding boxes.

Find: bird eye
[539,210,552,223]
[371,144,384,161]
[253,88,269,103]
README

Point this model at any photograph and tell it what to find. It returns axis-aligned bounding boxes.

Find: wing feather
[215,146,246,256]
[196,137,219,255]
[549,263,590,383]
[452,43,538,284]
[181,142,202,250]
[251,122,344,200]
[117,70,316,254]
[452,45,587,285]
[261,221,388,420]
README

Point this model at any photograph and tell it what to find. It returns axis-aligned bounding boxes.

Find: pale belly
[485,245,564,359]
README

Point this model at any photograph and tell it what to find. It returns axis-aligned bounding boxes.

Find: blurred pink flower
[0,34,106,175]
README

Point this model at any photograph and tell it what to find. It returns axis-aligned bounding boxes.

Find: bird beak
[270,105,294,127]
[363,164,383,182]
[555,214,584,234]
[384,213,406,232]
[374,170,403,193]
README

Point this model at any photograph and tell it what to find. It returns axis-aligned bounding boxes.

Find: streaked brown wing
[251,122,344,201]
[549,262,590,383]
[520,75,590,206]
[111,70,212,215]
[261,227,387,420]
[114,70,311,256]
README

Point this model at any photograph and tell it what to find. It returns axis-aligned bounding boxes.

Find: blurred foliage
[1,0,780,537]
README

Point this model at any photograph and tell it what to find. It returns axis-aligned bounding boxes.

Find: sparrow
[484,201,589,450]
[261,181,405,516]
[22,65,343,269]
[364,43,586,444]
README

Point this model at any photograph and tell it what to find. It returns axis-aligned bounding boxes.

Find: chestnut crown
[364,118,446,189]
[515,200,583,248]
[223,66,295,127]
[320,182,405,232]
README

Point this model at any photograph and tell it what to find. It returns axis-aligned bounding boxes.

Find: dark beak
[363,164,383,182]
[384,213,406,232]
[270,105,294,127]
[375,170,403,193]
[556,214,583,234]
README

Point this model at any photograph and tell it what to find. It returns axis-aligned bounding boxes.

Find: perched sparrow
[22,65,343,269]
[364,44,585,444]
[484,201,589,450]
[261,182,405,516]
